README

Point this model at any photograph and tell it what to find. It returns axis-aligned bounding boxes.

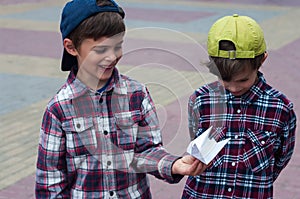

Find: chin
[98,70,113,80]
[231,92,244,96]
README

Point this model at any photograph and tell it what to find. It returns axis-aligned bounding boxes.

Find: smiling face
[65,34,124,90]
[221,66,258,97]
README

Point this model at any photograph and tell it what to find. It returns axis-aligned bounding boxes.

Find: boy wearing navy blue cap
[35,0,207,198]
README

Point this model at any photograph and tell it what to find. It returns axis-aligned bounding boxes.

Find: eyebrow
[93,40,124,48]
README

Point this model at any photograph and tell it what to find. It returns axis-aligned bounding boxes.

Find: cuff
[158,155,184,183]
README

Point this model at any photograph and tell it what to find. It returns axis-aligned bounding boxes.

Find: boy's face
[221,66,258,97]
[75,35,123,90]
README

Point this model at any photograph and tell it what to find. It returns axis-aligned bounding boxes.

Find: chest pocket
[114,111,140,150]
[62,117,97,156]
[243,129,275,173]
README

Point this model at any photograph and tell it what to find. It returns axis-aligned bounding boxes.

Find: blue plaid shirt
[182,72,296,199]
[35,67,182,199]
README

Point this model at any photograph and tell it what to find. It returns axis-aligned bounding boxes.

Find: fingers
[181,155,196,164]
[189,160,211,176]
[172,155,210,176]
[190,160,203,176]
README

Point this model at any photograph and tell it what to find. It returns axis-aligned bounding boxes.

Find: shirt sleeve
[273,107,297,181]
[187,91,200,141]
[130,87,183,183]
[35,108,69,198]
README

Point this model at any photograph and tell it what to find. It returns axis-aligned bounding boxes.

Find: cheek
[246,77,257,88]
[116,50,123,60]
[86,54,106,66]
[78,51,96,64]
[240,81,254,91]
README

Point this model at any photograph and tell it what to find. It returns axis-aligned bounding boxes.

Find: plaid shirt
[35,67,182,199]
[182,72,296,199]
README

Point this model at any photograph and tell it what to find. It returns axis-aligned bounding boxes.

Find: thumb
[181,155,197,164]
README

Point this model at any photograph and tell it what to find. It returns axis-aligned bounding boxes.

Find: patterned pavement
[0,0,300,198]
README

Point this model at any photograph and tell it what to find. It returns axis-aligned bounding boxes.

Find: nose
[224,82,239,93]
[105,50,118,62]
[227,85,239,93]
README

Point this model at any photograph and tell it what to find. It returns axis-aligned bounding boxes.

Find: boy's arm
[128,87,181,183]
[35,109,68,198]
[131,87,206,183]
[273,108,297,181]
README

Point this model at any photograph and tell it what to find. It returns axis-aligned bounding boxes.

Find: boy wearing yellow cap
[35,0,207,198]
[182,14,296,198]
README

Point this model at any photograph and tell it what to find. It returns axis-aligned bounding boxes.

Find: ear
[261,52,268,64]
[63,38,78,56]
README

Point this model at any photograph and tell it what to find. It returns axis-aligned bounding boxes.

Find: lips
[99,64,114,70]
[102,66,113,69]
[99,61,117,69]
[231,91,244,96]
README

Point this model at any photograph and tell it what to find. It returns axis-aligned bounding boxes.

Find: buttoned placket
[226,99,244,197]
[95,91,117,198]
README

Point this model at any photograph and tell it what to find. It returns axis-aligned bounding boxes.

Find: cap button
[233,14,239,17]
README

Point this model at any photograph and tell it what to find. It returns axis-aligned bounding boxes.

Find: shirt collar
[106,68,128,95]
[66,67,127,99]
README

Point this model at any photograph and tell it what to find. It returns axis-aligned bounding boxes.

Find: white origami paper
[187,126,230,164]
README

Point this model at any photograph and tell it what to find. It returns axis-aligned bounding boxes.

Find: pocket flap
[62,117,93,133]
[245,129,270,147]
[114,111,141,127]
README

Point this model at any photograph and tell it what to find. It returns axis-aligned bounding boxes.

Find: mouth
[99,64,115,70]
[231,91,243,96]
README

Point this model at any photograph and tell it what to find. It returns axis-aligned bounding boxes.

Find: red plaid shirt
[35,67,182,199]
[182,72,296,199]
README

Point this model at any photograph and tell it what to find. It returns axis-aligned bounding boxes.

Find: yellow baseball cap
[207,14,266,59]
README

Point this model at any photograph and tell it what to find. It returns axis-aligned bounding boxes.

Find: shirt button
[109,191,114,196]
[99,98,103,103]
[231,162,236,166]
[107,161,111,166]
[261,140,265,145]
[234,135,239,139]
[228,188,232,192]
[103,130,108,135]
[76,123,81,129]
[237,109,241,113]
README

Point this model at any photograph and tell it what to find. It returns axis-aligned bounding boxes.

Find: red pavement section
[125,8,215,23]
[0,0,44,5]
[0,28,61,59]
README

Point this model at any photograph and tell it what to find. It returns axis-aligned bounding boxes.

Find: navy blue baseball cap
[60,0,125,71]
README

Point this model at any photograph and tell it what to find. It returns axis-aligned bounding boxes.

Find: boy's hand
[172,155,209,176]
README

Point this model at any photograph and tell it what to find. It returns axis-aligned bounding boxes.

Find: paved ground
[0,0,300,198]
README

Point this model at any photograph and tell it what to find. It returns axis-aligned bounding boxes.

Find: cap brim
[61,49,77,71]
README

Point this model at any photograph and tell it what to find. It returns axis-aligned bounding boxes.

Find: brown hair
[207,40,265,81]
[68,0,126,50]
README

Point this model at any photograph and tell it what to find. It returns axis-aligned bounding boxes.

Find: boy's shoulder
[118,73,147,92]
[190,81,222,101]
[44,81,73,114]
[263,83,294,110]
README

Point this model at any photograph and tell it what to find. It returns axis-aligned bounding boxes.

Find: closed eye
[93,47,108,54]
